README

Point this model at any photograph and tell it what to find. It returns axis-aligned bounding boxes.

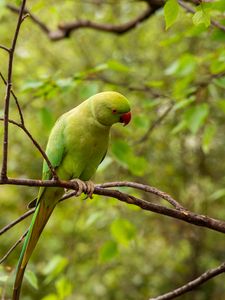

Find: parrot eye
[112,109,117,114]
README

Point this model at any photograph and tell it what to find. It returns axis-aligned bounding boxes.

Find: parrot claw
[84,180,95,199]
[70,179,95,198]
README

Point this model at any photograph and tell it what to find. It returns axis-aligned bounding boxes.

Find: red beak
[120,111,131,126]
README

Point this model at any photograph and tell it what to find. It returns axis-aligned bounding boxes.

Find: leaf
[173,98,195,110]
[43,255,69,284]
[165,54,197,77]
[21,80,44,91]
[111,140,148,176]
[39,107,54,131]
[99,240,118,262]
[110,218,136,246]
[202,124,216,153]
[217,99,225,113]
[210,188,225,201]
[107,60,129,73]
[184,104,209,134]
[192,7,210,27]
[25,270,38,290]
[164,0,179,30]
[55,277,73,299]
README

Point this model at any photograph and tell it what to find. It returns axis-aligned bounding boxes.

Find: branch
[0,45,10,53]
[7,1,163,41]
[149,262,225,300]
[0,118,58,180]
[0,179,225,234]
[1,0,27,179]
[136,103,174,144]
[0,230,28,264]
[0,72,24,125]
[179,0,225,32]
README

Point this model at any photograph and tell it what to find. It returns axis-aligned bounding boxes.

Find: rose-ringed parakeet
[12,91,131,299]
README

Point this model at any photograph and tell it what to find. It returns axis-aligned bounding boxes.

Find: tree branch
[0,45,10,53]
[149,262,225,300]
[0,178,225,234]
[0,230,28,264]
[6,1,163,41]
[0,72,24,125]
[0,118,58,180]
[1,0,27,180]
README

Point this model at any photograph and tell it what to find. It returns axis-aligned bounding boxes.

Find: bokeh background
[0,0,225,299]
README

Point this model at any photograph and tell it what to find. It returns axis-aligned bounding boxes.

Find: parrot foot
[70,179,95,198]
[84,180,95,199]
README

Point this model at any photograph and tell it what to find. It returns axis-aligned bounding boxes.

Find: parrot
[12,91,131,300]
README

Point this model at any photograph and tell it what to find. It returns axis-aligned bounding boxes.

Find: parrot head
[90,91,131,126]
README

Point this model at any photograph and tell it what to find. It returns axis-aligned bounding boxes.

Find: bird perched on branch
[13,91,131,299]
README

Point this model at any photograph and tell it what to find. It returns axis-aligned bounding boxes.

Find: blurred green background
[0,0,225,299]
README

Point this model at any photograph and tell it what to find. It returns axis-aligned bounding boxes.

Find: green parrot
[12,91,131,300]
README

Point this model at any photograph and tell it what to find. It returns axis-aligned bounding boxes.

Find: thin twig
[136,104,174,144]
[0,72,24,125]
[149,262,225,300]
[0,209,34,236]
[6,4,50,34]
[0,45,10,53]
[0,230,28,264]
[1,0,27,179]
[0,118,58,180]
[97,181,184,210]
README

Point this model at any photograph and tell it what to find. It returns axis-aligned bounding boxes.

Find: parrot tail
[12,201,55,300]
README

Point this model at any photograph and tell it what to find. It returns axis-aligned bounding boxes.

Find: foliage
[0,0,225,299]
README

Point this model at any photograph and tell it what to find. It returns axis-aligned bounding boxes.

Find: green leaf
[107,60,129,73]
[21,80,44,91]
[99,240,118,262]
[192,7,210,27]
[165,54,197,77]
[55,277,73,299]
[172,120,187,134]
[110,218,136,246]
[25,270,38,290]
[43,255,69,284]
[202,124,216,153]
[217,99,225,113]
[184,104,209,134]
[210,188,225,201]
[111,140,148,176]
[164,0,179,30]
[39,107,54,131]
[173,98,195,110]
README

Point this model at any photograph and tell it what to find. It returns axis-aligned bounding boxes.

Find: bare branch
[136,103,174,144]
[0,209,34,236]
[0,118,58,180]
[0,45,10,53]
[0,72,24,125]
[0,230,28,264]
[0,178,225,234]
[6,4,50,34]
[97,181,185,210]
[1,0,27,179]
[149,262,225,300]
[7,2,163,41]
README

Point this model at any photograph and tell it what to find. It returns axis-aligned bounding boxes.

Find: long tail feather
[12,201,55,300]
